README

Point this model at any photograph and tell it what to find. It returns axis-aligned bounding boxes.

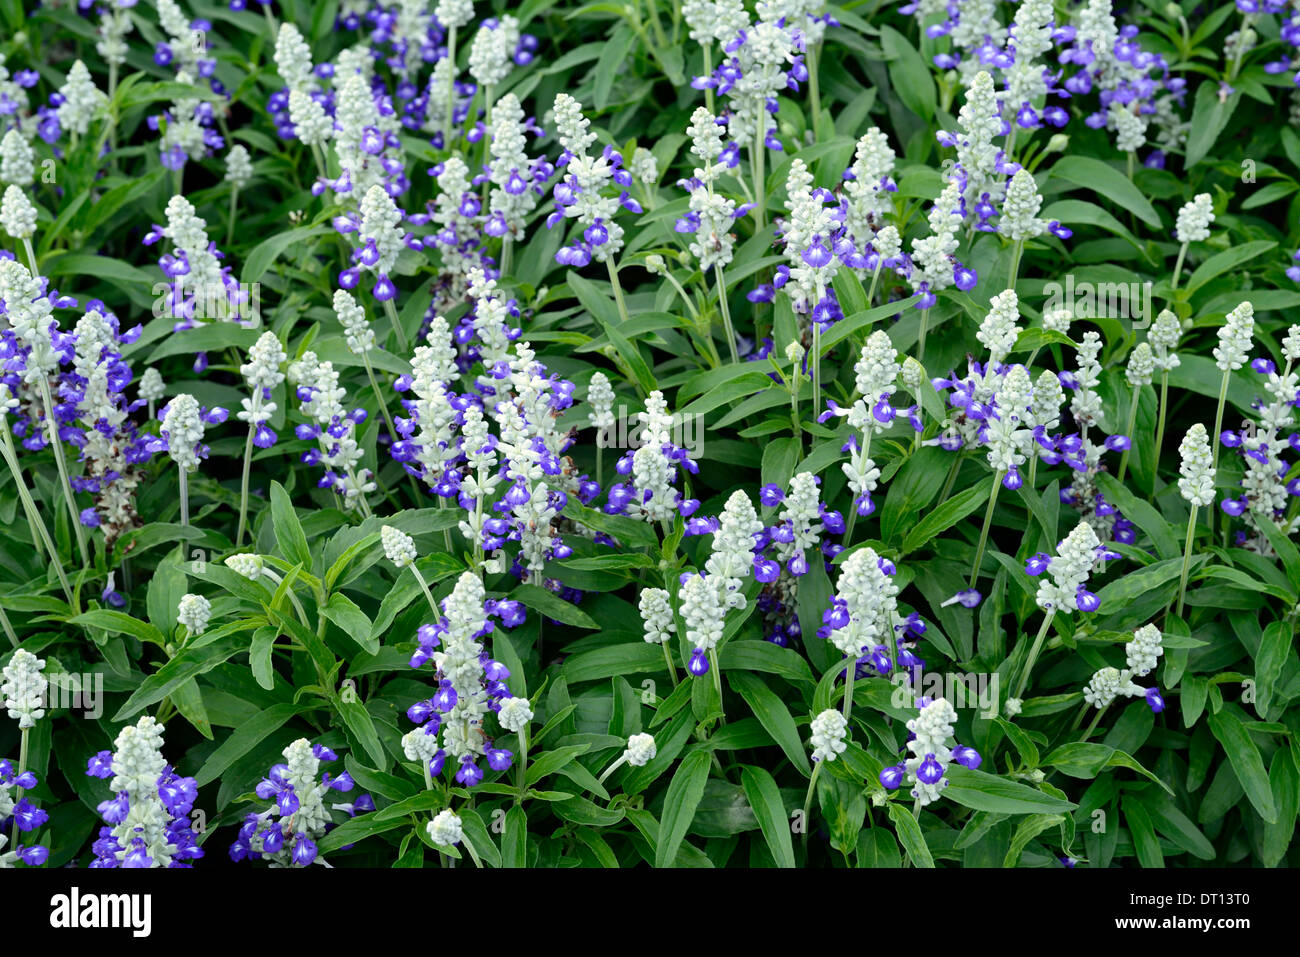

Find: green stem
[1081,703,1109,741]
[1116,384,1140,483]
[0,426,72,605]
[709,646,724,725]
[596,754,627,787]
[515,727,530,801]
[715,265,738,363]
[843,655,856,722]
[918,307,930,359]
[800,761,822,852]
[702,42,714,114]
[1209,369,1230,539]
[969,472,1004,587]
[412,565,440,615]
[661,638,679,688]
[1007,239,1024,292]
[37,377,89,566]
[179,467,189,527]
[236,426,255,548]
[1152,370,1169,498]
[1013,609,1056,701]
[807,43,823,142]
[752,127,766,233]
[1175,505,1198,621]
[382,297,410,354]
[607,257,631,325]
[1170,241,1188,295]
[15,726,29,802]
[444,26,458,144]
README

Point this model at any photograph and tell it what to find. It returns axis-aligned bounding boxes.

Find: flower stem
[752,128,766,232]
[596,754,627,787]
[662,638,679,688]
[1175,505,1198,620]
[715,264,738,364]
[179,467,189,527]
[800,761,822,852]
[1116,384,1140,483]
[236,426,255,548]
[444,26,458,145]
[515,727,530,801]
[1013,609,1056,700]
[381,297,410,354]
[1209,368,1230,539]
[807,43,823,142]
[37,377,88,566]
[606,256,631,325]
[702,42,714,113]
[1170,241,1188,295]
[969,472,1003,587]
[843,657,857,722]
[1152,370,1169,498]
[1007,239,1024,292]
[411,565,439,615]
[918,307,930,359]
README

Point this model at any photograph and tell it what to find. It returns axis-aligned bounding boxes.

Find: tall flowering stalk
[1116,342,1153,483]
[1148,308,1181,494]
[85,716,203,867]
[235,332,286,546]
[681,106,741,362]
[2,649,46,805]
[1013,519,1103,705]
[1210,301,1254,534]
[230,740,360,867]
[1171,193,1213,292]
[1175,423,1214,618]
[822,545,898,720]
[0,258,90,566]
[286,351,376,516]
[160,392,224,526]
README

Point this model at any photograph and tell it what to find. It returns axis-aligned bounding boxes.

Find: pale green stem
[444,26,458,144]
[1116,384,1141,483]
[800,761,822,851]
[1209,369,1230,538]
[1170,241,1188,294]
[412,565,440,614]
[709,646,724,725]
[1013,609,1056,700]
[1152,371,1169,498]
[0,429,73,605]
[702,42,714,113]
[382,298,410,354]
[715,264,738,363]
[236,426,255,548]
[179,467,189,527]
[662,638,679,688]
[866,260,882,307]
[607,257,631,325]
[15,726,29,802]
[515,727,530,800]
[1175,505,1198,621]
[37,377,88,566]
[1007,239,1024,292]
[918,307,931,359]
[752,128,766,232]
[969,472,1004,587]
[843,655,856,722]
[596,754,627,787]
[807,43,823,142]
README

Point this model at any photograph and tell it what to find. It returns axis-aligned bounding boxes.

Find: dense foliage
[0,0,1298,870]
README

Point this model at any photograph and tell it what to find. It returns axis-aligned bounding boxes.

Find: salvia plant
[0,0,1298,874]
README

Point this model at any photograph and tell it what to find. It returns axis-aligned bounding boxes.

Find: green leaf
[887,802,934,868]
[1254,620,1292,718]
[270,481,312,570]
[241,225,332,284]
[655,749,712,868]
[879,25,935,120]
[944,765,1078,815]
[511,582,599,629]
[1050,156,1161,229]
[1042,742,1172,793]
[1003,814,1064,867]
[739,766,796,868]
[195,702,309,786]
[1184,83,1238,168]
[501,805,529,868]
[322,593,379,655]
[337,697,387,770]
[901,475,996,555]
[112,636,245,720]
[1207,710,1278,824]
[728,672,811,776]
[66,610,164,646]
[1185,241,1277,296]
